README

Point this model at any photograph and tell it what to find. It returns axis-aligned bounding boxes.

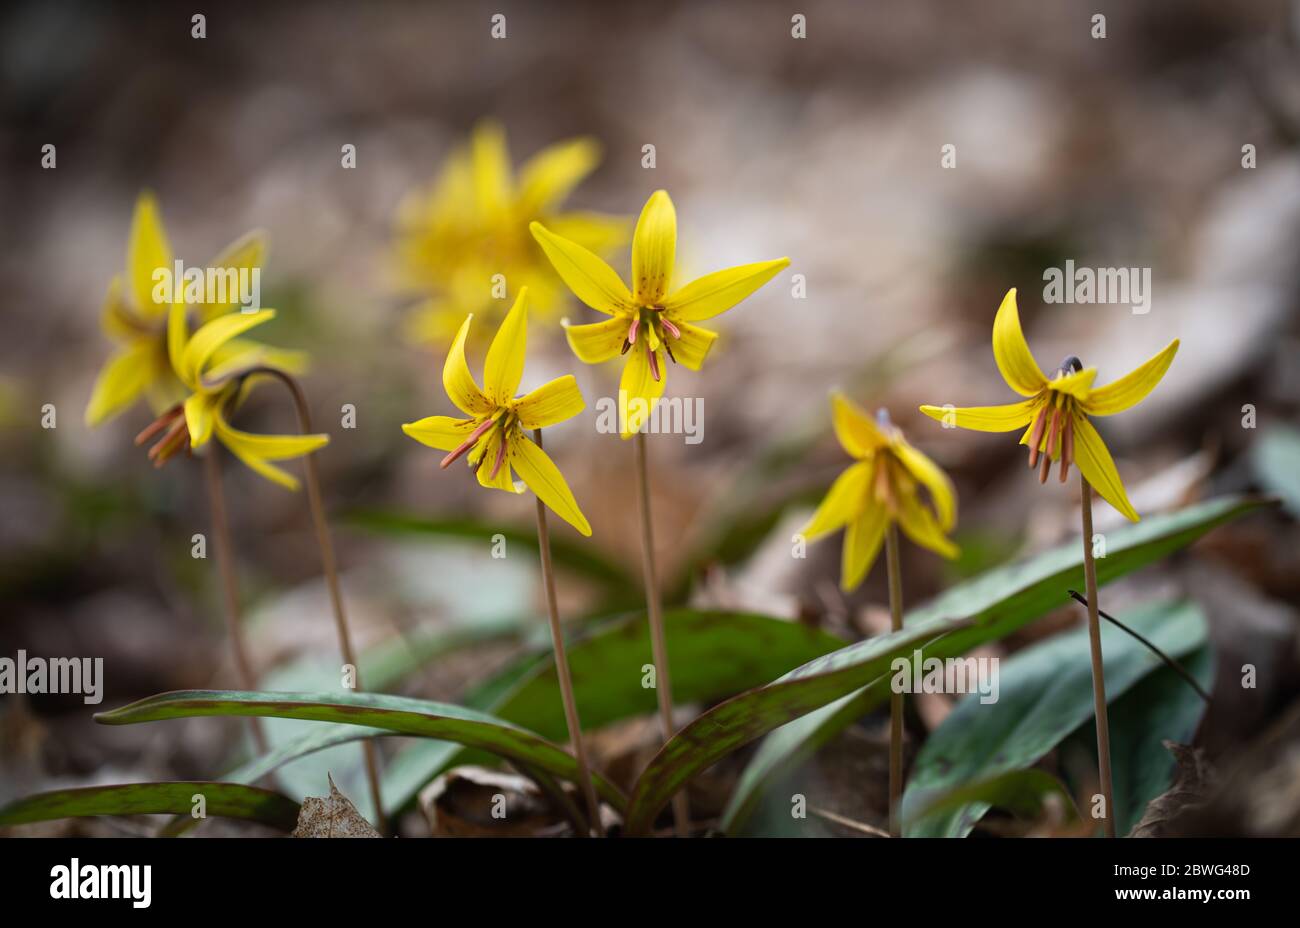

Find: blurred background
[2,0,1299,836]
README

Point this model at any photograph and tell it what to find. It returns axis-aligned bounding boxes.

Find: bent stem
[885,522,904,838]
[253,367,385,833]
[633,431,690,837]
[202,447,269,754]
[532,429,602,835]
[1079,477,1116,838]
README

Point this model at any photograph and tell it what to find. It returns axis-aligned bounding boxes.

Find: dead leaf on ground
[291,774,381,838]
[1130,741,1215,838]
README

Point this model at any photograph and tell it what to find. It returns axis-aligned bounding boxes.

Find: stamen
[1040,406,1062,485]
[1026,406,1047,468]
[489,433,508,480]
[874,458,896,512]
[648,346,661,382]
[660,316,680,339]
[148,417,190,466]
[620,338,631,355]
[440,416,497,470]
[663,339,677,365]
[628,318,640,345]
[135,405,183,446]
[1059,414,1075,483]
[1038,447,1052,484]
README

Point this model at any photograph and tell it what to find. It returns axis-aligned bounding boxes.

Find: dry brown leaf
[1130,741,1215,838]
[291,774,381,838]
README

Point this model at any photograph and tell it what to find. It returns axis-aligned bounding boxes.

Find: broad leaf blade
[0,781,300,831]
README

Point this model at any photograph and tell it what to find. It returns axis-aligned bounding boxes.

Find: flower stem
[532,429,602,836]
[254,367,385,834]
[1079,476,1116,838]
[884,522,904,838]
[633,431,690,837]
[202,445,268,754]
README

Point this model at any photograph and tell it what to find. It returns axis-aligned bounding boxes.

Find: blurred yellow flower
[919,288,1179,522]
[531,189,789,437]
[134,305,328,491]
[393,122,627,347]
[402,287,592,536]
[805,395,959,592]
[85,191,303,427]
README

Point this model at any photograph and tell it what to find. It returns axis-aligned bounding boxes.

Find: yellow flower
[919,288,1179,522]
[134,304,328,491]
[805,395,959,592]
[85,191,303,426]
[401,288,592,536]
[531,189,790,438]
[393,122,628,346]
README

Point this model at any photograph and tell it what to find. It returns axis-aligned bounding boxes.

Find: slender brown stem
[202,446,268,753]
[884,522,904,838]
[633,431,690,837]
[532,429,602,836]
[251,367,385,833]
[1079,477,1116,838]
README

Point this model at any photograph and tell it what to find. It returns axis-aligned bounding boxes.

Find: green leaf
[703,494,1265,835]
[1252,426,1300,517]
[906,769,1080,830]
[902,600,1208,837]
[95,690,628,813]
[0,781,300,831]
[380,610,846,815]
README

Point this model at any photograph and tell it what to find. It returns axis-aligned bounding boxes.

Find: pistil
[440,415,498,469]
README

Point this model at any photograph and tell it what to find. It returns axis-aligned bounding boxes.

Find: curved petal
[892,440,957,531]
[84,340,157,426]
[1072,412,1140,522]
[128,191,173,317]
[213,416,329,492]
[667,321,717,371]
[896,491,960,559]
[1049,366,1097,400]
[919,399,1038,432]
[803,461,872,541]
[632,190,676,305]
[564,316,628,364]
[204,339,307,385]
[832,392,888,458]
[199,231,267,320]
[401,415,477,451]
[515,375,585,430]
[180,310,277,387]
[473,429,518,493]
[662,258,790,322]
[442,315,494,417]
[530,221,632,316]
[484,288,528,403]
[184,391,219,448]
[618,341,667,439]
[470,120,512,216]
[1083,339,1180,417]
[991,289,1048,397]
[841,504,888,592]
[517,137,600,216]
[510,433,592,536]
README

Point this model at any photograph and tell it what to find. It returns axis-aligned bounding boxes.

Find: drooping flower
[919,288,1179,522]
[401,288,592,536]
[393,121,628,347]
[85,191,303,426]
[804,394,959,591]
[531,189,790,437]
[133,304,328,491]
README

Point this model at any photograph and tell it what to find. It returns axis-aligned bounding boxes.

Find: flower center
[440,410,517,479]
[619,306,682,381]
[1027,362,1083,485]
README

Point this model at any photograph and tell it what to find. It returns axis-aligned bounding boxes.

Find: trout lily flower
[393,122,628,347]
[85,191,303,426]
[919,288,1179,522]
[805,394,959,591]
[531,189,790,438]
[134,303,328,491]
[401,287,592,536]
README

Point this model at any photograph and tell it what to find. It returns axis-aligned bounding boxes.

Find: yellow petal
[564,316,629,364]
[841,504,888,592]
[662,258,790,322]
[167,301,189,377]
[530,221,633,316]
[632,190,676,305]
[831,392,888,458]
[517,137,600,216]
[214,415,329,492]
[803,460,873,541]
[442,315,494,417]
[1050,366,1097,399]
[668,321,717,371]
[991,288,1048,397]
[618,341,667,439]
[545,212,629,256]
[484,288,529,403]
[892,440,957,532]
[184,391,220,448]
[128,191,173,317]
[515,375,585,430]
[896,490,960,560]
[919,399,1038,432]
[509,433,592,536]
[84,340,157,426]
[100,276,140,340]
[474,429,518,493]
[1082,339,1180,417]
[204,339,307,385]
[180,310,277,387]
[401,415,477,451]
[470,120,512,216]
[198,231,267,320]
[1071,412,1139,522]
